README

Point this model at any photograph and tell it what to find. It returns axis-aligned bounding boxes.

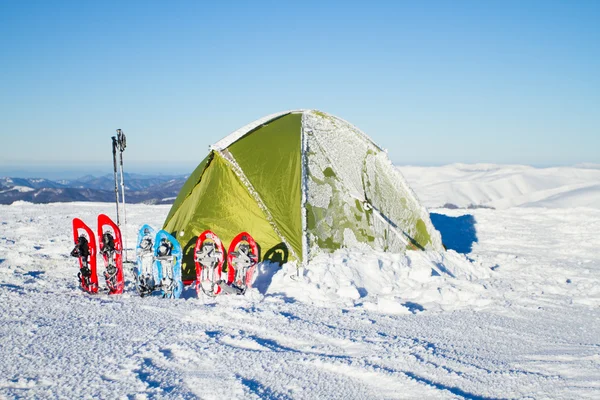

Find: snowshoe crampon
[226,232,259,295]
[72,218,99,294]
[98,214,124,295]
[153,230,183,299]
[194,230,225,297]
[135,224,157,297]
[104,265,119,293]
[136,274,155,297]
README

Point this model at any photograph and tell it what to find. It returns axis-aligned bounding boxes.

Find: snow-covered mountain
[400,163,600,209]
[0,173,188,204]
[1,165,599,398]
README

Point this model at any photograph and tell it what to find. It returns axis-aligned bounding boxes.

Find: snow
[401,163,600,209]
[1,165,600,398]
[0,185,34,193]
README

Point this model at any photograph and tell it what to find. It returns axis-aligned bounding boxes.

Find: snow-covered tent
[164,110,443,281]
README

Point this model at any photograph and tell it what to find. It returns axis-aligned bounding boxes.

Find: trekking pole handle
[116,129,126,152]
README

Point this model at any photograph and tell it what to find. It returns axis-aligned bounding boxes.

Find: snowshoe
[72,218,98,294]
[226,232,259,294]
[135,225,157,297]
[152,230,183,299]
[98,214,124,295]
[194,230,225,297]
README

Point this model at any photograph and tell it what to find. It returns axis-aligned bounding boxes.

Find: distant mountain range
[0,173,188,205]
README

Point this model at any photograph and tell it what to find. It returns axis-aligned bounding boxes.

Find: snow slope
[400,163,600,209]
[1,165,600,398]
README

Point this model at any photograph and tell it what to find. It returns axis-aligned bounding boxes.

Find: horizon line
[1,161,599,180]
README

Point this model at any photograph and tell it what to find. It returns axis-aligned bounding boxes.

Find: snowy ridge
[401,163,600,209]
[0,185,34,193]
[575,163,600,170]
[523,183,600,208]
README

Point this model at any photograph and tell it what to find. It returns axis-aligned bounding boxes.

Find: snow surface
[401,163,600,209]
[1,165,600,399]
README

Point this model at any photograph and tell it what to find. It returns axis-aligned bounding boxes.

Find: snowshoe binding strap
[71,236,89,258]
[101,232,116,254]
[80,266,92,277]
[136,274,154,297]
[218,281,246,295]
[139,236,153,251]
[229,241,257,291]
[195,241,222,266]
[199,268,221,297]
[196,241,223,297]
[230,243,256,270]
[161,277,175,298]
[78,270,97,293]
[157,239,172,258]
[104,265,118,292]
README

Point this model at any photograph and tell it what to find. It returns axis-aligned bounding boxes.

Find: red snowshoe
[97,214,124,295]
[226,232,259,294]
[194,230,225,297]
[71,218,98,294]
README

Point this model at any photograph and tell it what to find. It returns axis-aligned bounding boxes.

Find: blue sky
[0,0,598,177]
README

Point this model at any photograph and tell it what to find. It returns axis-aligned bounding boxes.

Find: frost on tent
[364,150,440,250]
[303,111,442,260]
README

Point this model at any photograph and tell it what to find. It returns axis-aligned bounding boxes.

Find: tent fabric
[302,111,438,256]
[211,110,296,151]
[164,110,443,281]
[164,153,211,226]
[163,152,282,280]
[228,113,303,261]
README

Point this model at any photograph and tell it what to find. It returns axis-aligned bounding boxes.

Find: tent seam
[300,112,309,265]
[218,149,300,262]
[211,110,307,151]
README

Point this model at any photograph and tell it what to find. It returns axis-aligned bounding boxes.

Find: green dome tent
[164,110,443,281]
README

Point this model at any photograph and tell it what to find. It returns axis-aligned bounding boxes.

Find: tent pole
[300,112,309,270]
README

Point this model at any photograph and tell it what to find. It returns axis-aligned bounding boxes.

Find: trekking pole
[111,136,120,225]
[116,129,127,225]
[116,129,129,262]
